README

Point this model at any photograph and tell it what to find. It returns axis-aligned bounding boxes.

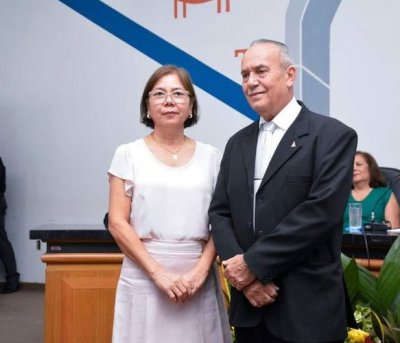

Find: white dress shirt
[253,97,301,229]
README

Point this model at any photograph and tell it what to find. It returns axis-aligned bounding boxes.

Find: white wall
[0,0,399,283]
[331,0,400,165]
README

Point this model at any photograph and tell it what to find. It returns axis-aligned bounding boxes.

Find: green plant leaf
[342,237,400,342]
[375,236,400,317]
[355,262,378,310]
[391,293,400,325]
[370,309,385,341]
[343,256,359,301]
[341,254,378,309]
[341,253,352,269]
[376,261,400,316]
[384,236,400,262]
[382,311,400,343]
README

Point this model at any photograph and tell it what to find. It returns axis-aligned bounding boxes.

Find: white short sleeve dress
[108,139,231,343]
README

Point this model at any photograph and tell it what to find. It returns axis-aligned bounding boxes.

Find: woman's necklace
[151,134,186,160]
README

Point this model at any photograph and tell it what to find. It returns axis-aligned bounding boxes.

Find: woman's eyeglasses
[148,90,190,104]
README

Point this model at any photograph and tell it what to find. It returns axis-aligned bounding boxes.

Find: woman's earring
[189,113,193,119]
[147,112,151,119]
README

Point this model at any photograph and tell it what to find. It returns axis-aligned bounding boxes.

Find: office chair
[379,167,400,203]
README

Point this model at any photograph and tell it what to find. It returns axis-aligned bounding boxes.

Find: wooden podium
[30,225,399,342]
[30,225,123,343]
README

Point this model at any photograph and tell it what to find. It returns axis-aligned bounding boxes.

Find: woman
[108,65,231,343]
[343,151,400,229]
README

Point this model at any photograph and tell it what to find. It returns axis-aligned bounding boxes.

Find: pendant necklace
[151,134,186,160]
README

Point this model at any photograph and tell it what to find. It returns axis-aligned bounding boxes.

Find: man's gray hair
[249,39,293,69]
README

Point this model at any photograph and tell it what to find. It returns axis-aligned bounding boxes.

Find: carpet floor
[0,283,44,343]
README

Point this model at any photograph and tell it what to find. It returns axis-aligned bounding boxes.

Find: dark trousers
[235,323,344,343]
[0,213,18,276]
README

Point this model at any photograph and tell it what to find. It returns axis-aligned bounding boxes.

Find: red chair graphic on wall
[174,0,230,18]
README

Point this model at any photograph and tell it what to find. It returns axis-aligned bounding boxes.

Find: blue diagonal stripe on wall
[57,0,257,120]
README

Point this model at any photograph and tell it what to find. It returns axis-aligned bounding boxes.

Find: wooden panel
[43,254,123,343]
[42,253,123,264]
[62,277,117,343]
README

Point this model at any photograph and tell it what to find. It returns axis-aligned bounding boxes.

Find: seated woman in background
[343,151,400,229]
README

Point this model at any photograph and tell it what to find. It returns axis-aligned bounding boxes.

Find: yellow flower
[347,328,370,343]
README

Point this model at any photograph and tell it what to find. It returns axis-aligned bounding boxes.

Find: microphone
[366,188,392,228]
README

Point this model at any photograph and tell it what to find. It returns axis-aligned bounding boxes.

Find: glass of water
[349,203,362,230]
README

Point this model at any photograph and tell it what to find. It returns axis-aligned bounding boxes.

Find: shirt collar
[259,97,301,131]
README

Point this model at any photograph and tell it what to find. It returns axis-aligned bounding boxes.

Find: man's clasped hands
[222,254,279,308]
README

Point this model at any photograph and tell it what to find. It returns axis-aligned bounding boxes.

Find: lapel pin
[291,141,296,148]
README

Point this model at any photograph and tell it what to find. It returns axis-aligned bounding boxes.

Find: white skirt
[112,239,231,343]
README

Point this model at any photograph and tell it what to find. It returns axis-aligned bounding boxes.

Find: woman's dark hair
[140,65,199,128]
[356,151,387,188]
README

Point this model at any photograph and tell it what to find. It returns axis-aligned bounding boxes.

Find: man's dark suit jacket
[209,102,357,342]
[0,157,6,215]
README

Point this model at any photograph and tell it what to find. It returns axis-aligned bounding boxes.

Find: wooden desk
[30,226,399,342]
[342,229,399,275]
[30,225,123,343]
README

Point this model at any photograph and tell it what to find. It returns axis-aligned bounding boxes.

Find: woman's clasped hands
[151,267,207,303]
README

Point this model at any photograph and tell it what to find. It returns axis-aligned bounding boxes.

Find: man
[0,157,20,293]
[209,39,357,343]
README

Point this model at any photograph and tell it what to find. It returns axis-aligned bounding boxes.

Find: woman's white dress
[108,139,231,343]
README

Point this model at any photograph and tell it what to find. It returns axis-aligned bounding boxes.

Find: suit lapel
[259,109,310,190]
[243,121,260,197]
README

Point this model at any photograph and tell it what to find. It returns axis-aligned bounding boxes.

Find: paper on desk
[387,228,400,233]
